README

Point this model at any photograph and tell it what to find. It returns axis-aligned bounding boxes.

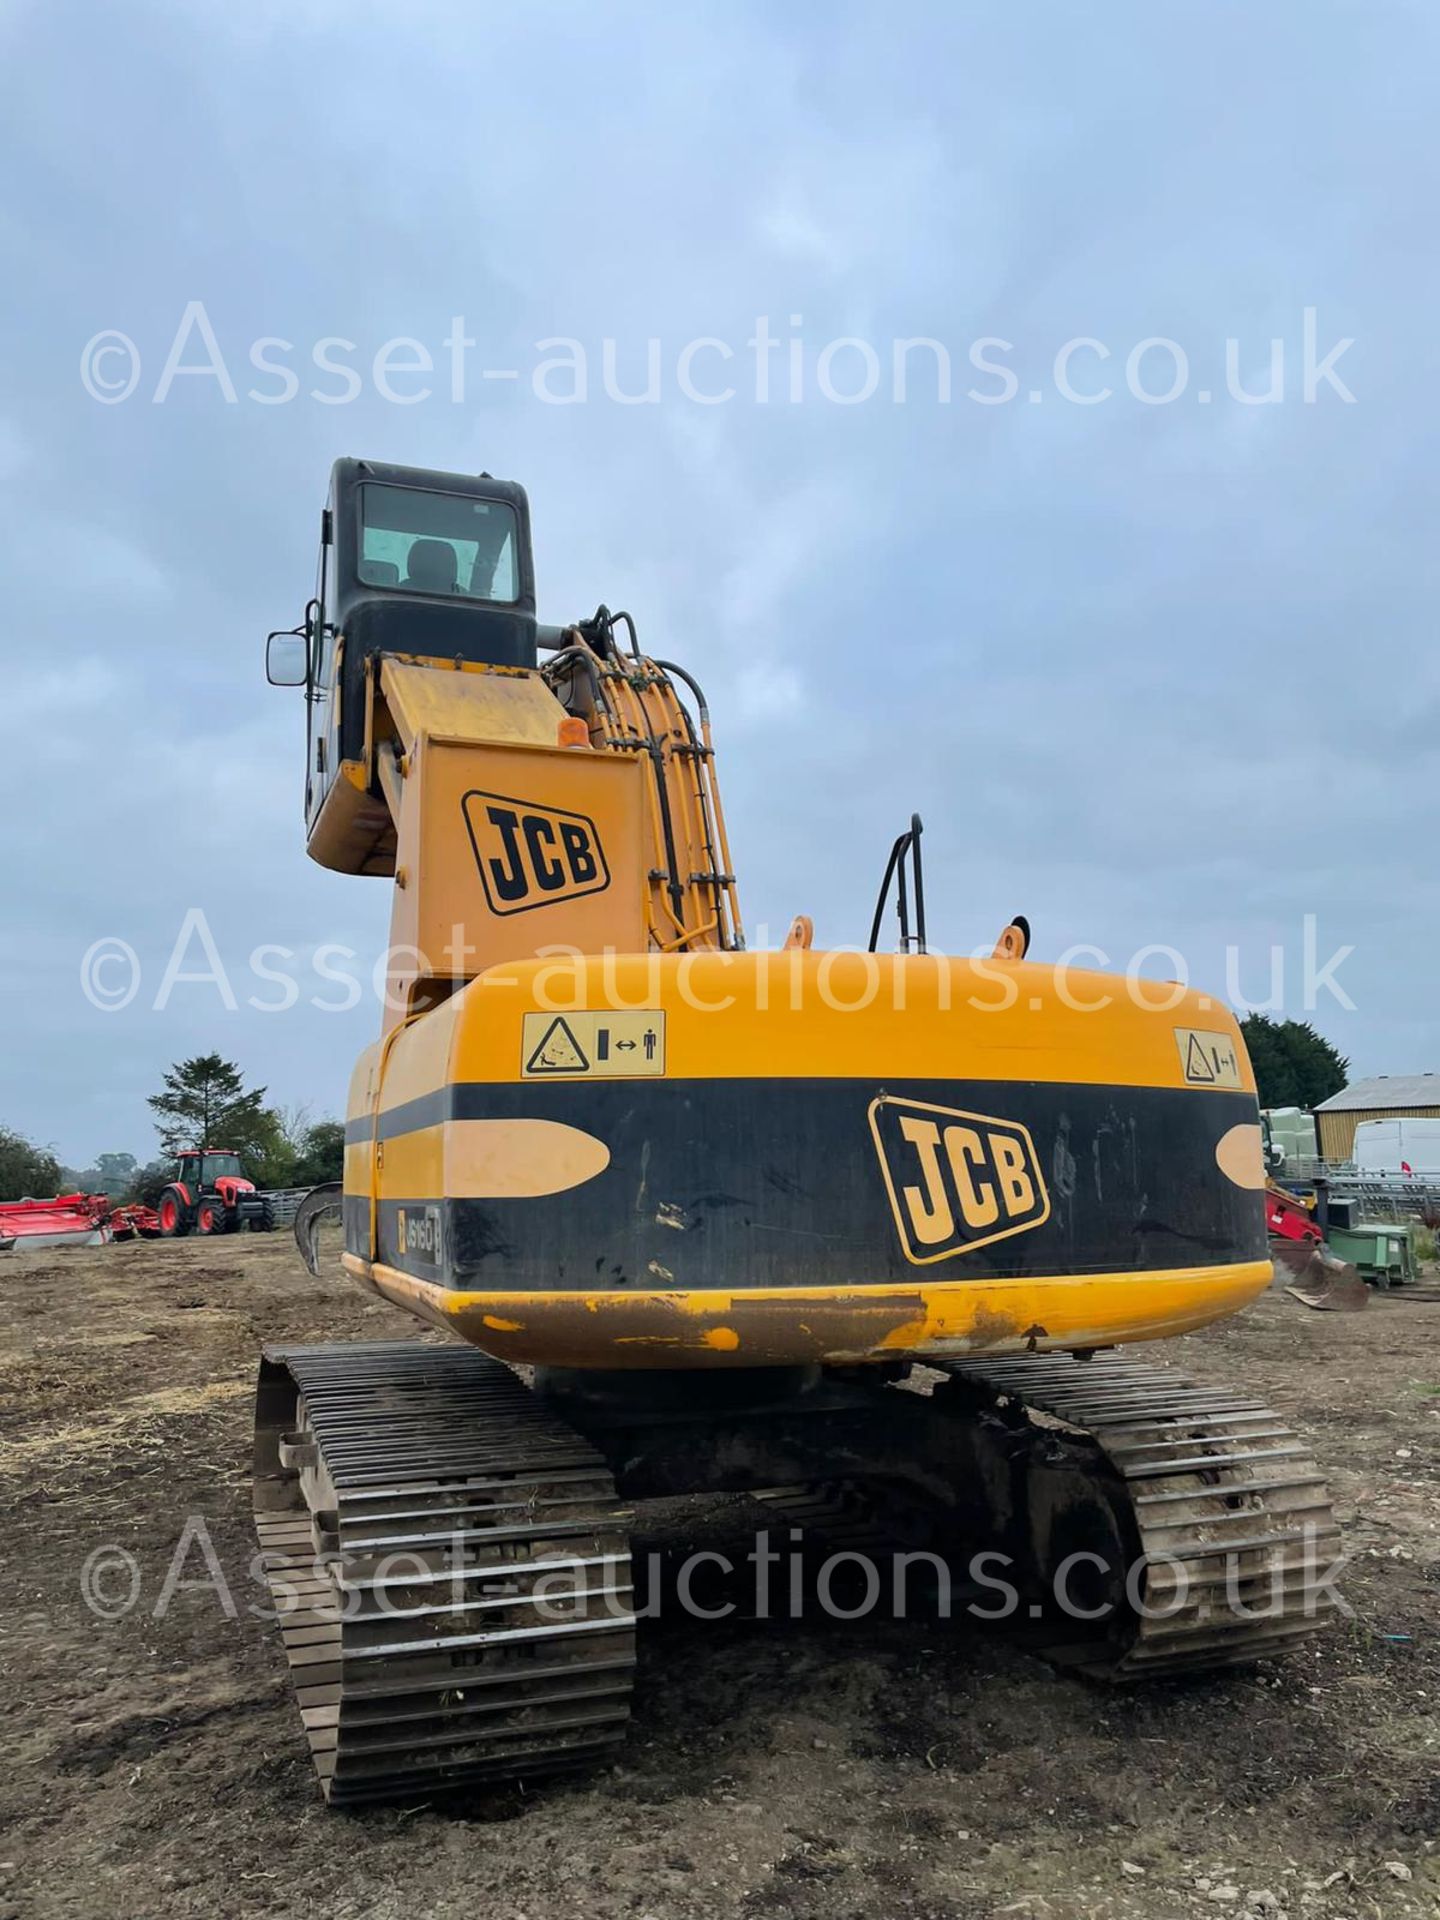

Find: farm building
[1313,1073,1440,1161]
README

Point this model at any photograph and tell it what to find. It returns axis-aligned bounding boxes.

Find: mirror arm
[303,597,321,698]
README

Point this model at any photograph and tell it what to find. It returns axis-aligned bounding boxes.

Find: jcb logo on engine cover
[462,790,611,916]
[869,1095,1050,1265]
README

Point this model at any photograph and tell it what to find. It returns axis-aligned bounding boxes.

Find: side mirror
[266,628,308,687]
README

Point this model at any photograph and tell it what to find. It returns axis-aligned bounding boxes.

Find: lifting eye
[992,915,1031,960]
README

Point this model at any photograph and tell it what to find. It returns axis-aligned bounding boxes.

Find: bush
[0,1126,63,1201]
[291,1119,345,1189]
[126,1160,179,1209]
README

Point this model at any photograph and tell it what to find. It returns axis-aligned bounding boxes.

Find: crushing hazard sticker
[1174,1027,1244,1089]
[521,1010,666,1078]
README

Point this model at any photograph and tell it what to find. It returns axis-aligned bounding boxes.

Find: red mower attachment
[108,1203,161,1240]
[0,1193,116,1250]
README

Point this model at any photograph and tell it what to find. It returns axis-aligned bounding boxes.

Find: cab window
[358,485,519,603]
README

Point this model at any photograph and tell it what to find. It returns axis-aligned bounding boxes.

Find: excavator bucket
[1273,1239,1370,1311]
[292,1182,343,1279]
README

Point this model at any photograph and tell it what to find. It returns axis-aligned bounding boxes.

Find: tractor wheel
[253,1199,276,1233]
[156,1189,191,1239]
[196,1198,226,1236]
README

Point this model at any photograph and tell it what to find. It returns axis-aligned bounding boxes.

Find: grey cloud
[0,0,1435,1160]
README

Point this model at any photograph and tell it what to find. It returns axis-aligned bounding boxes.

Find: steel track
[253,1341,636,1805]
[750,1354,1342,1677]
[933,1352,1343,1676]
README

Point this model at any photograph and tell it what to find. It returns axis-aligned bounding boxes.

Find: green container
[1327,1222,1418,1288]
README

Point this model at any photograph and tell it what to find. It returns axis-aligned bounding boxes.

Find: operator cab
[335,459,537,671]
[179,1150,244,1187]
[267,459,538,856]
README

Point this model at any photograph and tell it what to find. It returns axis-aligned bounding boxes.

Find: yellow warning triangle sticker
[1183,1032,1216,1083]
[525,1016,590,1074]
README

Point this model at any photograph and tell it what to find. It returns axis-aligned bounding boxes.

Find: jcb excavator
[258,458,1340,1804]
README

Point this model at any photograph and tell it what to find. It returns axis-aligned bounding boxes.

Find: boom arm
[324,638,742,1025]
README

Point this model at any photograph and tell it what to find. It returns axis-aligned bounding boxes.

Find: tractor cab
[177,1149,244,1189]
[267,459,539,872]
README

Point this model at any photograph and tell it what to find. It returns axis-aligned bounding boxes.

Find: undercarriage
[254,1340,1341,1804]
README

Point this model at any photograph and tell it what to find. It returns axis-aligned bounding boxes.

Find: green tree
[292,1118,345,1188]
[96,1150,138,1193]
[147,1054,277,1163]
[256,1100,315,1191]
[1239,1015,1349,1109]
[63,1151,139,1199]
[0,1126,63,1201]
[245,1108,299,1191]
[126,1158,179,1208]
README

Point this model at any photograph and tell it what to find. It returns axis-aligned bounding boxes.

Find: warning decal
[524,1017,590,1075]
[1174,1027,1244,1090]
[522,1010,666,1079]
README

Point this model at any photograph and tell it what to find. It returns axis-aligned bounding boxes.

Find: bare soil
[1,1236,1437,1920]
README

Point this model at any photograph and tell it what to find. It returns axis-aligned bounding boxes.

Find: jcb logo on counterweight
[462,790,610,916]
[869,1095,1050,1265]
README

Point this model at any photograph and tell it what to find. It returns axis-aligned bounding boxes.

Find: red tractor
[155,1149,274,1238]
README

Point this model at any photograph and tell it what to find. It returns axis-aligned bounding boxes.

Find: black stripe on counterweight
[345,1078,1263,1292]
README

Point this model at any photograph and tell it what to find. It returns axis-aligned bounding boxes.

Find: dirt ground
[1,1236,1437,1920]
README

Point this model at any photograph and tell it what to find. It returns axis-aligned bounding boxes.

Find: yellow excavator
[257,458,1339,1804]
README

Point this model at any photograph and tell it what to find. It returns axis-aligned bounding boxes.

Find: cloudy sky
[1,0,1436,1165]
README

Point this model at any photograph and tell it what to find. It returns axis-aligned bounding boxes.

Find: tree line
[1236,1015,1348,1111]
[0,1054,344,1203]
